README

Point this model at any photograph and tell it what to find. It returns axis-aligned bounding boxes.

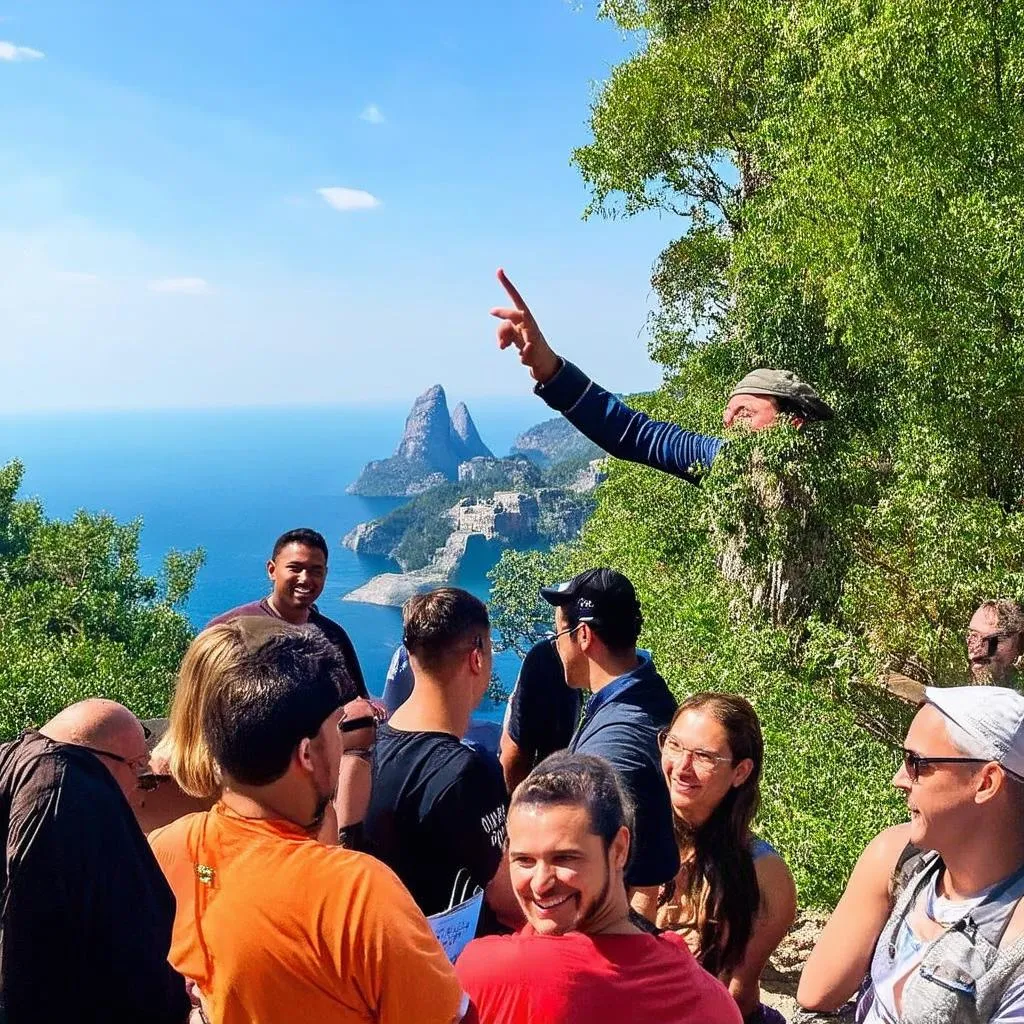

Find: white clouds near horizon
[0,41,44,61]
[148,276,211,295]
[317,186,381,212]
[359,103,385,124]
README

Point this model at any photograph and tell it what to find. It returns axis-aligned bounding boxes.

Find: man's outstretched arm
[491,269,723,482]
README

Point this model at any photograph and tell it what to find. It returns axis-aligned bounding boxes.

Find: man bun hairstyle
[272,528,329,562]
[512,752,634,867]
[203,625,356,786]
[402,587,490,674]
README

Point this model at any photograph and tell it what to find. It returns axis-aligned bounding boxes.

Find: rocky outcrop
[348,387,495,496]
[342,519,404,557]
[451,402,493,461]
[343,531,495,607]
[448,492,540,544]
[510,415,602,468]
[569,459,608,493]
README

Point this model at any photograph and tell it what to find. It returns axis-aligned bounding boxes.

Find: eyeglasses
[547,624,583,648]
[80,746,152,778]
[658,732,735,772]
[966,630,1019,658]
[900,748,989,783]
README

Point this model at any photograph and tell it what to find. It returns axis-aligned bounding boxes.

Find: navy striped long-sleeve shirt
[534,360,723,484]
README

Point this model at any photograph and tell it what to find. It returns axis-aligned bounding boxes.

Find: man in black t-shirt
[364,589,522,928]
[499,638,582,792]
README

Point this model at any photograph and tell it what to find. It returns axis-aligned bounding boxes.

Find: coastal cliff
[348,386,493,496]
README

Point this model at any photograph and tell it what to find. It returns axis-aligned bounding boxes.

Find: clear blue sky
[0,1,680,412]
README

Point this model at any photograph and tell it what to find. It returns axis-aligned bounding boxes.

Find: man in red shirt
[455,753,741,1024]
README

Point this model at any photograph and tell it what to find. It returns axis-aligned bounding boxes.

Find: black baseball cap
[540,568,641,628]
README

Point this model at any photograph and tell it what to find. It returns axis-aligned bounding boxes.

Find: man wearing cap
[541,568,680,919]
[491,269,833,484]
[798,686,1024,1022]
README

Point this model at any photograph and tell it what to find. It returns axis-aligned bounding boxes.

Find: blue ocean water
[0,400,546,722]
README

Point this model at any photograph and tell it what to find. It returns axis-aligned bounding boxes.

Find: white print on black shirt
[481,805,507,849]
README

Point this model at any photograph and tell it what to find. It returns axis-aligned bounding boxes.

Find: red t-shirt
[456,925,742,1024]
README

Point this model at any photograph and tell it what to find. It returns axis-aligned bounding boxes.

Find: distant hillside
[509,415,603,468]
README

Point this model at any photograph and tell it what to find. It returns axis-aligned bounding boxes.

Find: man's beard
[303,778,337,835]
[573,856,614,934]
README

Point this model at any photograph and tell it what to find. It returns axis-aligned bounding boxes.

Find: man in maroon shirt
[455,753,741,1024]
[209,528,367,698]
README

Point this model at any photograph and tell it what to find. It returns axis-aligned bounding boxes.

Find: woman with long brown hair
[658,692,797,1024]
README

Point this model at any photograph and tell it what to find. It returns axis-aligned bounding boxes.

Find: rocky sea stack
[347,386,494,497]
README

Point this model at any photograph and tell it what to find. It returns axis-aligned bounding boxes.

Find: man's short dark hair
[512,753,635,865]
[203,626,356,786]
[272,528,329,562]
[402,588,489,674]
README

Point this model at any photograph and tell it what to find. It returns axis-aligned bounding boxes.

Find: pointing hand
[490,269,561,385]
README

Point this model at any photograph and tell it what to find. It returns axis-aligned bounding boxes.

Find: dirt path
[760,911,829,1020]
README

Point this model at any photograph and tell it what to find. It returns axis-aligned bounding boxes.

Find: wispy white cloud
[0,40,44,61]
[359,104,385,124]
[317,186,381,212]
[148,276,211,295]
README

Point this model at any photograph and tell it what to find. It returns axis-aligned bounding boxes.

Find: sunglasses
[966,630,1019,658]
[900,748,988,783]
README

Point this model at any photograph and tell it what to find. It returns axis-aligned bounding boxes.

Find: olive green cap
[730,368,834,422]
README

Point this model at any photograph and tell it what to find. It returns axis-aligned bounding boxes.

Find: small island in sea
[342,385,604,606]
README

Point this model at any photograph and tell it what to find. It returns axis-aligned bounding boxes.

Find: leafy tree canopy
[0,460,203,739]
[493,0,1024,906]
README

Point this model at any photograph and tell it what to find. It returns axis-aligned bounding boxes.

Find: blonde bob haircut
[153,616,293,797]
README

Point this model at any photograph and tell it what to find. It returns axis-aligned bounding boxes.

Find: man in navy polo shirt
[541,568,679,920]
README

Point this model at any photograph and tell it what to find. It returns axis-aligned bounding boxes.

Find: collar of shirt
[580,650,655,723]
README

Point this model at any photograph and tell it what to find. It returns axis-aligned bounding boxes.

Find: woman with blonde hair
[658,692,797,1024]
[137,620,266,832]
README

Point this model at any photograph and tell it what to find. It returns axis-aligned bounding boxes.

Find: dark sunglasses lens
[137,774,163,792]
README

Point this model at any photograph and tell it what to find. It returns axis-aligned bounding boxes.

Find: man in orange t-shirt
[150,624,469,1024]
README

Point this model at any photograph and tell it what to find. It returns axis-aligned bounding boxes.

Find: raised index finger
[496,267,531,314]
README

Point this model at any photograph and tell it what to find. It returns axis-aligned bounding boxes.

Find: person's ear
[976,763,1004,806]
[577,623,594,653]
[731,757,754,789]
[296,736,316,774]
[609,825,631,873]
[470,645,485,675]
[266,558,276,581]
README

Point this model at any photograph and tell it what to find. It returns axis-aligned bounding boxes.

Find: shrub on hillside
[0,460,203,739]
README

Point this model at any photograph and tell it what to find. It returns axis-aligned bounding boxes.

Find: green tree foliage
[0,460,204,738]
[492,0,1024,905]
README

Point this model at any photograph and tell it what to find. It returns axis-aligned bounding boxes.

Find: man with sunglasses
[799,686,1024,1023]
[967,599,1024,687]
[363,588,522,928]
[540,568,680,922]
[0,698,191,1023]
